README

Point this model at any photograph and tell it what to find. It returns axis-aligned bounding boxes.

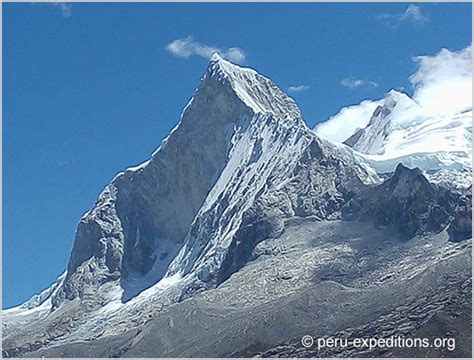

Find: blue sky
[3,2,471,308]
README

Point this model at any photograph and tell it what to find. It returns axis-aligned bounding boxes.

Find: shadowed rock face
[447,187,472,242]
[343,126,366,148]
[342,164,467,240]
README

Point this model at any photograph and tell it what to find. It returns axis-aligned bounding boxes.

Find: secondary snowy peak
[206,53,302,120]
[342,90,472,177]
[344,90,427,155]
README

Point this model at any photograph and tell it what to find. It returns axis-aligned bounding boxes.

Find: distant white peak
[205,55,302,120]
[384,89,411,108]
[343,87,471,174]
[375,90,414,112]
[386,89,409,98]
[345,90,434,156]
[369,89,428,129]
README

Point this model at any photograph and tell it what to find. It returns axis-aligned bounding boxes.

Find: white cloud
[377,4,428,28]
[166,36,246,64]
[410,45,472,116]
[49,2,72,17]
[31,1,72,17]
[341,77,378,89]
[287,85,310,93]
[314,99,383,142]
[402,4,428,24]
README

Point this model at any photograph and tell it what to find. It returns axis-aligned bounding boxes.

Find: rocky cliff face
[447,186,473,242]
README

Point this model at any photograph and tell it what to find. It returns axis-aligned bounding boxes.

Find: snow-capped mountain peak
[205,55,302,119]
[341,89,472,184]
[344,89,428,155]
[210,51,224,62]
[384,89,413,106]
[37,55,314,310]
